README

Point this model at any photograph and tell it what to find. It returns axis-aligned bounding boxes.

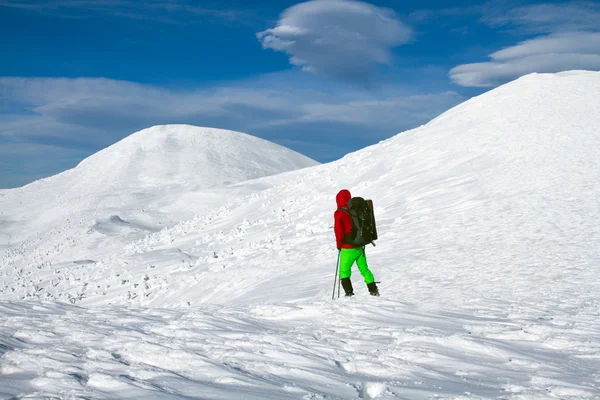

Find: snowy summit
[1,71,600,399]
[14,124,319,191]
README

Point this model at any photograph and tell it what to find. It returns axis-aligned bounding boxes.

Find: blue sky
[1,0,599,188]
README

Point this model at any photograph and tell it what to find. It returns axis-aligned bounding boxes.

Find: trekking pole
[332,250,341,300]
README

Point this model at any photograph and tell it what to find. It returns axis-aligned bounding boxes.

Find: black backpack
[340,197,378,246]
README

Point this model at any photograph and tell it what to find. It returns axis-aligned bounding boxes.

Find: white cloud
[257,0,412,83]
[483,2,600,34]
[450,32,600,87]
[0,75,462,140]
[491,32,600,60]
[450,1,600,88]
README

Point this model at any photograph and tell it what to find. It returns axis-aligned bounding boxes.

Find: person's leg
[338,248,360,279]
[340,278,354,296]
[339,248,361,296]
[356,248,379,295]
[355,248,375,284]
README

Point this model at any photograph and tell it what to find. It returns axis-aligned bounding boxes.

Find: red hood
[336,189,351,208]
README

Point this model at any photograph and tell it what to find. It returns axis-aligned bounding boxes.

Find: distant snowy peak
[59,125,318,190]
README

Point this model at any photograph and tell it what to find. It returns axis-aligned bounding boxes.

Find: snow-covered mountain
[0,124,317,209]
[0,125,317,284]
[66,124,319,190]
[1,71,599,399]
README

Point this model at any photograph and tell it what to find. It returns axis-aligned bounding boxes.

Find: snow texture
[1,71,600,399]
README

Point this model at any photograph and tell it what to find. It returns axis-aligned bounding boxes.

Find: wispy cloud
[257,0,412,83]
[0,75,462,141]
[450,2,600,87]
[408,4,483,24]
[0,74,465,187]
[482,1,600,34]
[450,32,600,87]
[0,0,250,23]
[0,139,90,188]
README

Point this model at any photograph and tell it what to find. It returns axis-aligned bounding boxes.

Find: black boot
[341,278,354,297]
[367,282,379,296]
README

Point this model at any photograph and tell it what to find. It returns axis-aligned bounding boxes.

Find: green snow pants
[339,247,375,284]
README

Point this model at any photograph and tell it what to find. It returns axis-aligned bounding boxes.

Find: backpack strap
[336,207,353,244]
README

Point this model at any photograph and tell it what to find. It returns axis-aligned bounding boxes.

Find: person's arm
[334,210,346,250]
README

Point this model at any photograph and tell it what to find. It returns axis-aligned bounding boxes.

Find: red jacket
[334,189,359,249]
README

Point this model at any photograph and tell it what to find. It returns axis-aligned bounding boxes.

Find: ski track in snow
[1,72,600,398]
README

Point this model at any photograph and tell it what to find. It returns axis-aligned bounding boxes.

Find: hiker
[334,189,379,296]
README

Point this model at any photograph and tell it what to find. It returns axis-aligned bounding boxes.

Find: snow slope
[1,71,600,399]
[0,125,317,287]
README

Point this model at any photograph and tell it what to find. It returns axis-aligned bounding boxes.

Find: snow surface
[1,71,600,399]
